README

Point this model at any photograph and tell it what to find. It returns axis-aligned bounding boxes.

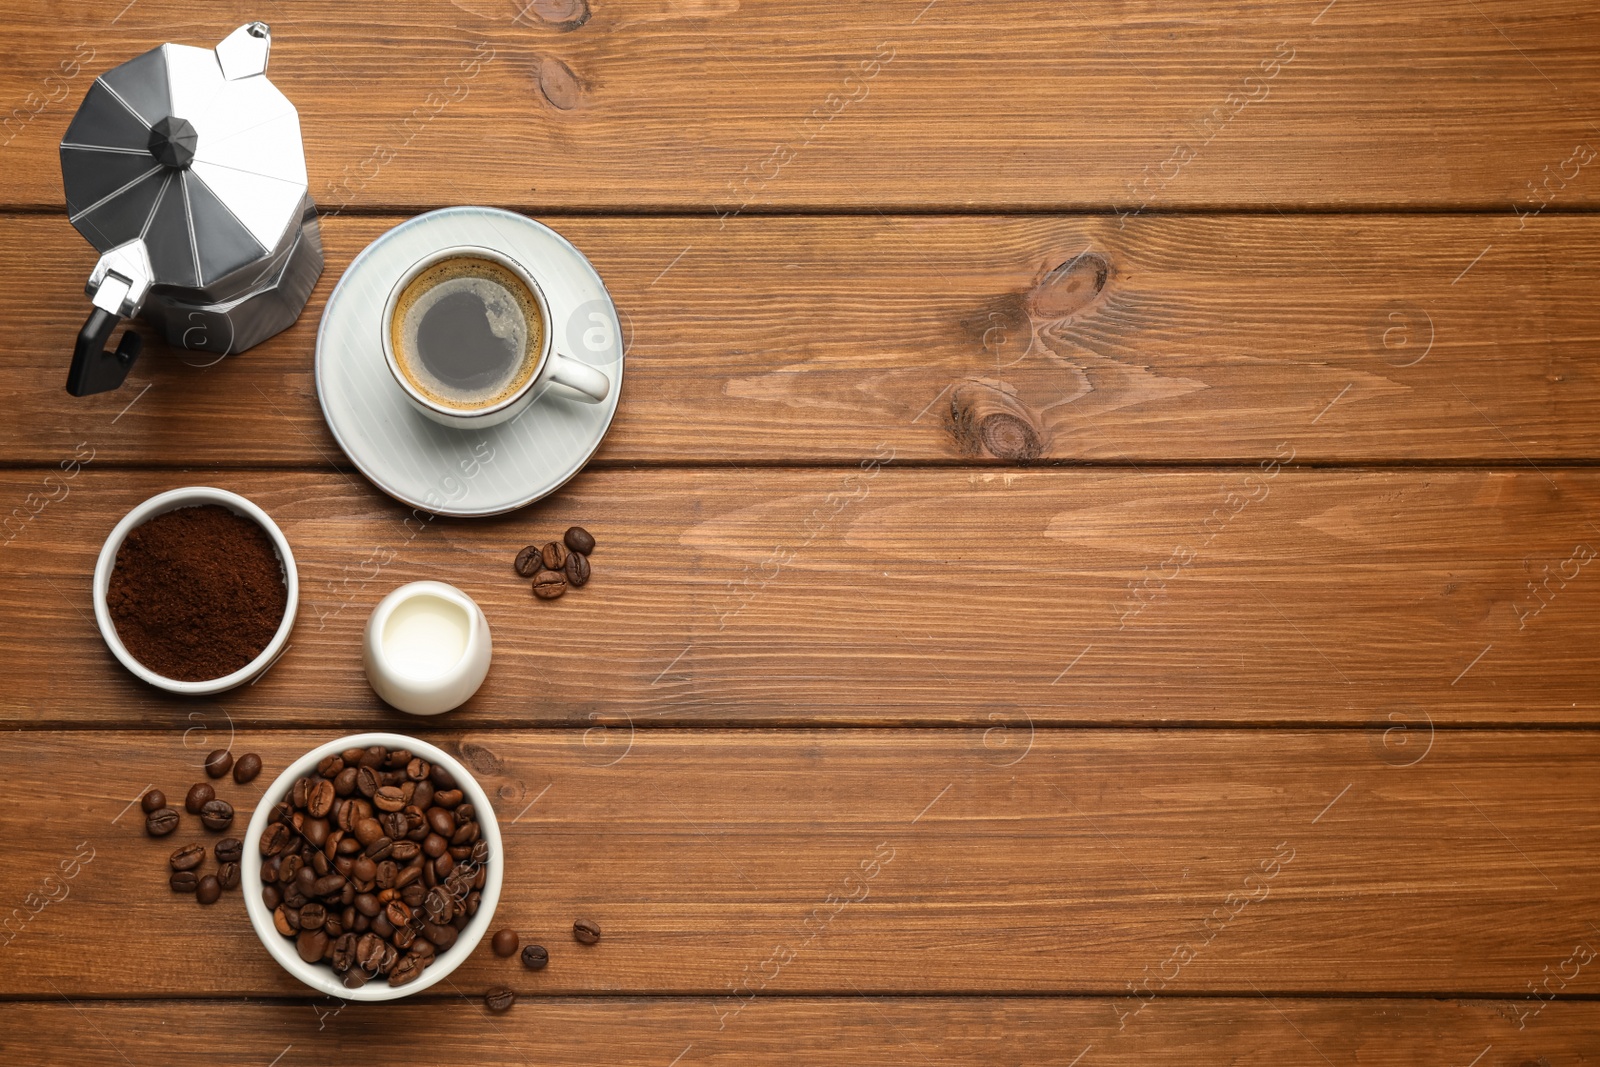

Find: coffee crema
[391,256,542,411]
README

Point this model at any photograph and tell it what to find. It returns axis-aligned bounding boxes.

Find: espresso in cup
[390,256,542,411]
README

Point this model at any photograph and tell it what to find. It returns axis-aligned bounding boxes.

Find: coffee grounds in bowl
[108,504,287,682]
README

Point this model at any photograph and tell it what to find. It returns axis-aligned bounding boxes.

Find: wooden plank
[7,213,1600,468]
[3,729,1599,998]
[5,468,1600,727]
[2,2,1599,210]
[1,998,1594,1065]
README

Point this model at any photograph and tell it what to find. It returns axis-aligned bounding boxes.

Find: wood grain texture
[3,730,1599,998]
[2,1,1599,211]
[3,998,1595,1066]
[4,469,1598,727]
[6,213,1600,467]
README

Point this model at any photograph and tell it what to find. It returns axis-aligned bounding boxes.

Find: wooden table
[3,2,1599,1062]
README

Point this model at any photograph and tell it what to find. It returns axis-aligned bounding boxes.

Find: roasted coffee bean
[430,763,457,790]
[215,862,239,890]
[454,803,475,826]
[297,928,330,963]
[383,748,412,771]
[185,782,215,814]
[303,817,329,849]
[317,754,345,779]
[196,875,222,905]
[278,853,304,884]
[540,540,568,571]
[485,987,516,1012]
[405,757,430,782]
[411,780,434,811]
[387,950,428,987]
[435,789,463,809]
[423,920,459,951]
[170,870,199,893]
[140,789,167,814]
[282,885,308,909]
[300,903,327,930]
[271,800,295,825]
[392,924,417,950]
[204,749,234,779]
[426,807,454,837]
[365,836,394,861]
[307,779,336,818]
[313,873,346,897]
[385,901,412,927]
[375,860,398,890]
[532,569,566,599]
[215,837,243,864]
[373,785,406,812]
[564,551,590,587]
[233,752,263,784]
[200,799,235,831]
[520,943,549,970]
[331,933,358,973]
[514,544,543,577]
[295,865,319,897]
[169,843,206,871]
[395,865,423,890]
[259,822,290,856]
[573,918,601,945]
[450,821,479,847]
[434,853,456,880]
[262,884,281,910]
[466,890,482,917]
[564,526,595,555]
[361,746,386,769]
[146,808,180,837]
[422,832,448,859]
[341,968,367,989]
[291,777,312,809]
[492,929,519,957]
[402,807,428,840]
[389,840,421,862]
[354,817,384,846]
[340,746,366,766]
[334,767,359,797]
[337,836,363,856]
[401,882,425,909]
[356,766,381,798]
[471,840,490,865]
[354,892,381,917]
[379,811,407,839]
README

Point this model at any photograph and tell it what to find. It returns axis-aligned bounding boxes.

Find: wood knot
[947,380,1046,463]
[520,0,592,31]
[536,56,583,110]
[456,740,504,777]
[1028,251,1110,321]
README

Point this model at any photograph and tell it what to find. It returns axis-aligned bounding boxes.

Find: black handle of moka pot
[67,307,143,397]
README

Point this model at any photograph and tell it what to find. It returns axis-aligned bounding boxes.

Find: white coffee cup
[381,244,610,429]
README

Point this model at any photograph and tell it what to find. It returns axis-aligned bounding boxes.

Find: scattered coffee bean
[169,843,206,871]
[484,987,516,1012]
[514,545,543,577]
[204,749,234,779]
[200,798,235,832]
[564,526,595,555]
[215,837,243,864]
[520,943,549,970]
[492,929,519,957]
[540,541,568,571]
[170,870,199,893]
[564,551,590,587]
[233,752,263,784]
[573,918,601,945]
[185,782,215,814]
[532,569,566,599]
[140,789,167,814]
[217,862,241,890]
[146,807,180,837]
[196,874,222,905]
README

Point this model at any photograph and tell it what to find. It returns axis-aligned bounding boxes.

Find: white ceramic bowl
[363,581,493,715]
[93,486,298,695]
[242,732,504,1001]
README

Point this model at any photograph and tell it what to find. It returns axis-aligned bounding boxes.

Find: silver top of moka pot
[61,22,309,296]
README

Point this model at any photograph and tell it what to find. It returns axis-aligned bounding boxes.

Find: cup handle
[545,351,611,403]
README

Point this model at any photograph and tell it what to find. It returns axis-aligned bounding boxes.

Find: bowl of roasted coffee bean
[93,486,298,695]
[241,733,503,1000]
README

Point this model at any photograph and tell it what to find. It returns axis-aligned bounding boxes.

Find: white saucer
[315,207,625,516]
